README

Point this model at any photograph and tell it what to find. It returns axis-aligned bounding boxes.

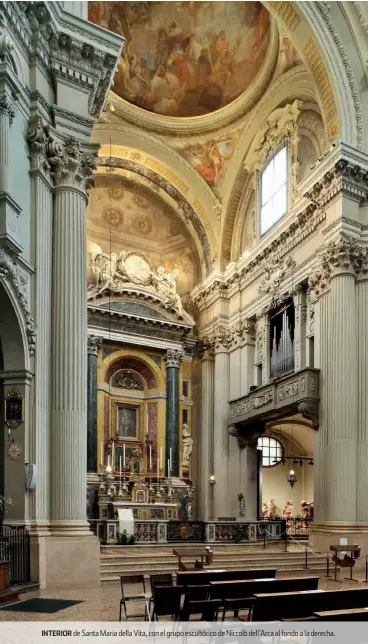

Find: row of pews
[176,569,368,621]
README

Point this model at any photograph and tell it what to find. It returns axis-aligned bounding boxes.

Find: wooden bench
[176,569,276,586]
[314,608,368,621]
[209,576,319,600]
[252,588,368,621]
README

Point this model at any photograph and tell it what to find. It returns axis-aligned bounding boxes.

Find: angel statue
[282,500,294,520]
[154,266,183,315]
[182,423,193,466]
[87,241,126,297]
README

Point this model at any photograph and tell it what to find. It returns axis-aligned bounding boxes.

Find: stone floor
[1,572,368,621]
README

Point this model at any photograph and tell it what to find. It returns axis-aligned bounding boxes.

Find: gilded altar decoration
[88,1,270,117]
[87,244,194,324]
[4,388,23,429]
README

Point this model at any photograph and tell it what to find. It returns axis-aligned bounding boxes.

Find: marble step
[100,551,312,562]
[101,557,323,571]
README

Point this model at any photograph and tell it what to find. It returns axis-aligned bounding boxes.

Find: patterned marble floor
[1,573,368,621]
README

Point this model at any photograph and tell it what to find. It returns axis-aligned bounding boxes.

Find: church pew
[176,569,276,586]
[251,588,368,621]
[209,576,319,600]
[314,608,368,621]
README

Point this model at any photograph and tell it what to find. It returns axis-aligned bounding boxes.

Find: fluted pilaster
[213,347,230,519]
[327,272,357,521]
[198,348,214,520]
[357,280,368,520]
[313,296,328,523]
[0,96,14,193]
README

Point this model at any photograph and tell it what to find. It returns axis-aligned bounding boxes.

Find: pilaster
[213,329,230,519]
[198,342,214,521]
[293,286,307,372]
[27,117,53,533]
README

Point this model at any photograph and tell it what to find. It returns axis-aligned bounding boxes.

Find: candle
[170,448,172,471]
[108,454,110,468]
[119,456,122,475]
[112,442,115,467]
[157,455,159,480]
[168,458,170,477]
[149,445,152,471]
[123,443,126,468]
[100,442,103,467]
[160,447,162,470]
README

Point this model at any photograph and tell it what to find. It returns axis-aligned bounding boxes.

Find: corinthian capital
[322,237,362,277]
[165,348,184,369]
[27,116,50,172]
[47,135,98,193]
[0,96,15,125]
[87,335,103,356]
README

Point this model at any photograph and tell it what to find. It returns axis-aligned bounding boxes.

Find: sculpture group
[87,245,189,320]
[262,499,313,520]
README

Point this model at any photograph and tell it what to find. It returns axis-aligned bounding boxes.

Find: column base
[310,522,368,569]
[30,530,100,589]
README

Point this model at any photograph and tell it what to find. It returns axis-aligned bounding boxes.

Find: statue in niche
[268,498,277,520]
[182,423,193,467]
[282,500,294,520]
[262,502,269,519]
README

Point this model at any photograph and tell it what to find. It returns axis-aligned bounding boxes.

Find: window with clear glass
[260,146,287,235]
[257,436,283,467]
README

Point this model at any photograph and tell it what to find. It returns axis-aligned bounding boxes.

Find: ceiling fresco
[88,1,271,118]
[87,175,199,296]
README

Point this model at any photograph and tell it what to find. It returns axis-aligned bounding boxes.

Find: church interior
[2,0,368,623]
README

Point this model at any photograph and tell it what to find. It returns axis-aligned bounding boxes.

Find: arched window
[260,146,287,235]
[257,436,284,467]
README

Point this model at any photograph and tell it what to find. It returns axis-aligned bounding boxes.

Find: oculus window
[257,436,283,467]
[260,146,287,235]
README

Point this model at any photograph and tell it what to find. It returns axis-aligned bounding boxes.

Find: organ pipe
[270,304,295,377]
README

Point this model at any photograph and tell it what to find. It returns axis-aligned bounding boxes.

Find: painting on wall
[88,1,270,117]
[181,135,237,186]
[278,36,301,75]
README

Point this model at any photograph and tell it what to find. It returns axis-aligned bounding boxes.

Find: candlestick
[170,448,172,472]
[119,456,122,477]
[168,457,170,478]
[100,442,103,468]
[149,445,152,471]
[112,442,115,468]
[123,443,125,468]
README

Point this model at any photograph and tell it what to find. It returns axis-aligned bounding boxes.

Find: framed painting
[4,388,24,429]
[116,404,139,439]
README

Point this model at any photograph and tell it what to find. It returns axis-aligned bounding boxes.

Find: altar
[100,500,178,522]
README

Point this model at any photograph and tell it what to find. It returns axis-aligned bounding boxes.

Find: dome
[88,1,271,118]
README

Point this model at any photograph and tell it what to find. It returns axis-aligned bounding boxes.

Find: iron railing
[0,525,30,585]
[262,516,312,540]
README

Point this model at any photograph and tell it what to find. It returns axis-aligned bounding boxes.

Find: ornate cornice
[87,335,103,356]
[304,158,368,205]
[165,349,184,369]
[0,2,122,119]
[0,248,35,356]
[200,319,256,355]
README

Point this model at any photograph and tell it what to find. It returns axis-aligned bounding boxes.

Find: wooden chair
[180,585,211,621]
[149,573,173,612]
[186,599,223,621]
[119,574,149,622]
[151,585,183,621]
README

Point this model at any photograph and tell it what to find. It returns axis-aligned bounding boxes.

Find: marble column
[326,263,357,522]
[198,343,214,520]
[50,137,97,534]
[165,349,183,477]
[87,336,102,474]
[213,339,230,519]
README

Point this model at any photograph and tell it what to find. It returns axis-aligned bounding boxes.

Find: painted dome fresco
[88,1,271,118]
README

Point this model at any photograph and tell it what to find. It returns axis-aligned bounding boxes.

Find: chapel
[0,0,368,598]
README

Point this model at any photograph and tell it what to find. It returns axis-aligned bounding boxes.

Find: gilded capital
[87,335,103,356]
